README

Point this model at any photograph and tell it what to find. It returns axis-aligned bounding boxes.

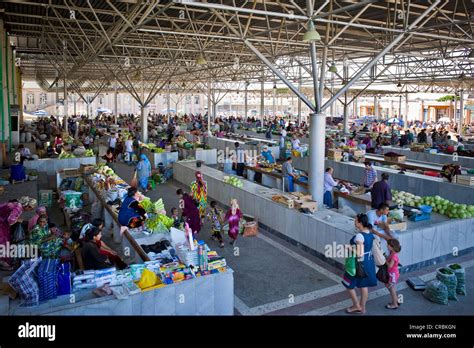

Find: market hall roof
[1,0,473,98]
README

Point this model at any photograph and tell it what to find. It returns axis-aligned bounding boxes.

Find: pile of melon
[392,190,474,219]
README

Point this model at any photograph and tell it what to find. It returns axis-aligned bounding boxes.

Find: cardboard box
[390,221,407,232]
[79,164,95,175]
[38,189,53,207]
[295,200,318,213]
[384,155,406,163]
[327,148,342,157]
[62,168,80,177]
[455,175,474,186]
[290,192,312,201]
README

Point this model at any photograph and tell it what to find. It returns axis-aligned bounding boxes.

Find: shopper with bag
[135,153,152,193]
[384,239,402,310]
[342,213,377,314]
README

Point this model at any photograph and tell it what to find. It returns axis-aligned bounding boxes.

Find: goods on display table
[223,175,244,188]
[384,151,406,163]
[140,142,167,153]
[271,192,318,212]
[391,190,474,219]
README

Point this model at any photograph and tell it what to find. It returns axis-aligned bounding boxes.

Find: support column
[244,82,248,119]
[55,77,59,117]
[405,91,408,123]
[167,83,171,123]
[272,84,276,118]
[374,96,378,117]
[5,30,12,150]
[398,95,402,119]
[354,97,358,118]
[0,20,6,160]
[459,89,464,136]
[454,92,458,124]
[114,84,118,123]
[73,94,77,115]
[260,77,264,124]
[141,73,147,143]
[308,112,325,206]
[298,65,302,125]
[207,81,211,135]
[343,93,349,134]
[16,67,23,125]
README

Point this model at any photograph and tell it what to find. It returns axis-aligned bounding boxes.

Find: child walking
[171,207,184,229]
[207,201,224,248]
[385,239,402,310]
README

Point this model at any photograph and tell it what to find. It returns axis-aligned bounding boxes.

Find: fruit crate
[455,175,474,186]
[384,155,406,163]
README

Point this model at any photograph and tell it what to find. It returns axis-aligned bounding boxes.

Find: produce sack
[447,264,466,295]
[436,268,458,301]
[423,280,448,305]
[372,238,386,267]
[137,269,157,290]
[9,259,41,307]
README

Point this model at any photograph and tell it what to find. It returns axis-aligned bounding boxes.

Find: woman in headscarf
[177,189,202,235]
[136,153,152,192]
[0,197,36,270]
[190,171,208,222]
[224,199,243,246]
[118,187,147,229]
[29,216,63,259]
[28,206,48,233]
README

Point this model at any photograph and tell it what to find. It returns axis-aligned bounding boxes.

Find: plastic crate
[409,213,431,222]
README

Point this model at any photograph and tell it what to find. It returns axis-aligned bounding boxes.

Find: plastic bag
[130,172,138,188]
[345,255,356,277]
[423,280,448,305]
[436,268,458,301]
[12,223,26,244]
[57,262,72,295]
[137,269,157,289]
[447,264,466,296]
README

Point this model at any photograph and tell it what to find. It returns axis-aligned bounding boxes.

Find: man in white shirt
[280,129,287,160]
[323,167,338,208]
[124,136,134,164]
[108,133,117,152]
[367,203,396,253]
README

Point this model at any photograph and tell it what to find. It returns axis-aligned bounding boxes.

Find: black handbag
[355,258,367,278]
[376,264,389,283]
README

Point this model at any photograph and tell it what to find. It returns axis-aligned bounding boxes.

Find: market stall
[173,161,474,271]
[23,156,97,176]
[382,145,474,169]
[141,148,179,169]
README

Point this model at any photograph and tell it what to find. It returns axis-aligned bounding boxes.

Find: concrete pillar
[260,79,264,123]
[298,65,302,125]
[404,91,408,123]
[207,81,211,135]
[354,97,358,118]
[459,90,464,135]
[141,106,148,143]
[374,96,378,117]
[272,85,276,118]
[343,93,349,134]
[73,94,76,115]
[308,112,325,205]
[114,85,118,123]
[244,83,248,119]
[398,95,402,119]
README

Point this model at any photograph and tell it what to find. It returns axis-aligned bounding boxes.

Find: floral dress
[190,180,208,218]
[29,225,63,259]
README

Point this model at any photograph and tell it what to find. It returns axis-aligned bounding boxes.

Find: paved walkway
[1,154,473,316]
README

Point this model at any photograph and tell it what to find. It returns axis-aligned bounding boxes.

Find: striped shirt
[363,167,378,187]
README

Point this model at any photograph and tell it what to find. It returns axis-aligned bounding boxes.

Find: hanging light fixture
[468,49,474,59]
[397,81,402,88]
[302,21,320,42]
[328,62,337,73]
[273,83,277,89]
[196,53,207,65]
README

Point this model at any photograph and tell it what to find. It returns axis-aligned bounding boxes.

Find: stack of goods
[447,264,467,296]
[59,176,88,211]
[327,148,343,161]
[72,267,117,291]
[223,175,244,188]
[271,194,295,209]
[175,243,199,267]
[37,259,59,302]
[423,280,449,305]
[383,151,406,162]
[454,174,474,186]
[58,150,76,159]
[289,192,318,213]
[349,148,365,162]
[8,259,41,307]
[440,164,461,183]
[410,144,426,152]
[140,239,176,262]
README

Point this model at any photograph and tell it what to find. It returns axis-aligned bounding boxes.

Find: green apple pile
[223,175,244,188]
[97,165,115,176]
[58,151,76,159]
[419,196,474,219]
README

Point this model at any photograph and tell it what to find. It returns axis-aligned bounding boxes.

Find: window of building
[185,95,191,103]
[27,94,35,105]
[39,93,47,105]
[194,96,199,104]
[99,94,104,105]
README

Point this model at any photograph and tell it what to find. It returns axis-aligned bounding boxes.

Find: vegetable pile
[58,151,76,159]
[140,198,165,214]
[223,175,244,188]
[145,213,173,233]
[84,149,95,157]
[392,190,474,219]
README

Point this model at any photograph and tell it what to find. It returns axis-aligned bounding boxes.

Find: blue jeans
[323,191,333,208]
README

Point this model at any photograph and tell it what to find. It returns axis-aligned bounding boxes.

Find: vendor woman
[118,187,147,229]
[259,146,275,164]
